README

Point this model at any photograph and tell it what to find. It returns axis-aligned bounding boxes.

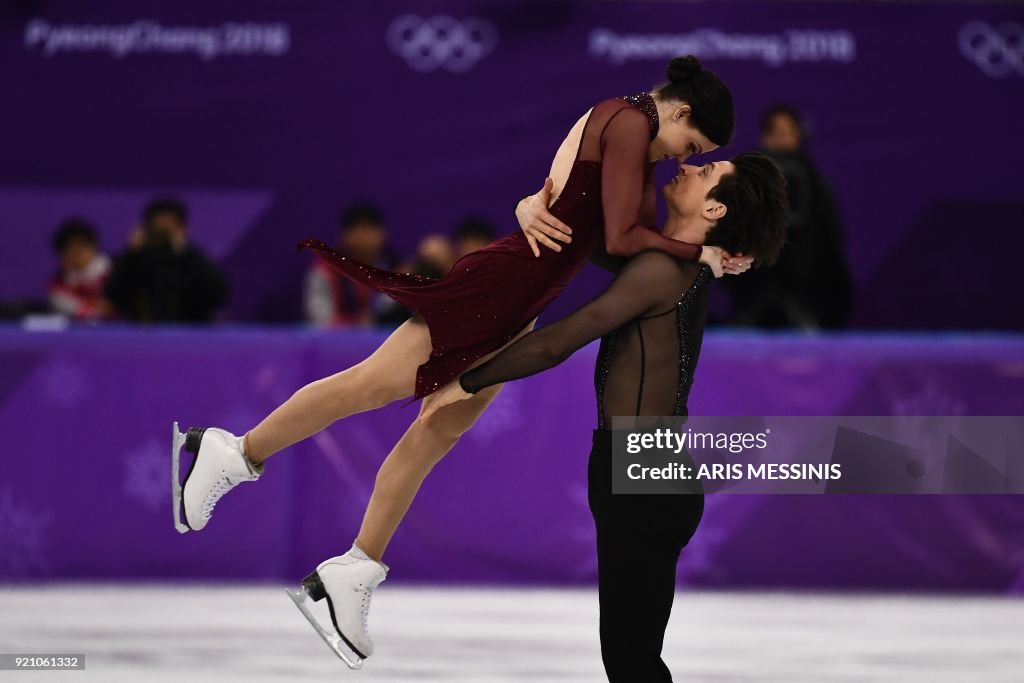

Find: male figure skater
[422,153,789,681]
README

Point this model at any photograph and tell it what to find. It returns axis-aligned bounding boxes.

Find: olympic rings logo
[386,15,497,73]
[958,21,1024,78]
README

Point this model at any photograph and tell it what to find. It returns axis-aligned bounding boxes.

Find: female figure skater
[420,154,790,681]
[171,55,748,667]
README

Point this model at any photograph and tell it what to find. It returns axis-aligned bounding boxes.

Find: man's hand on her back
[516,177,573,257]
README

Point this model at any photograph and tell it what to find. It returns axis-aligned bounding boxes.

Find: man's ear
[673,104,692,121]
[703,199,727,221]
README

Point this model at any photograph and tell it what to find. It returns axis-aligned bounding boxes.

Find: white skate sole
[285,571,366,669]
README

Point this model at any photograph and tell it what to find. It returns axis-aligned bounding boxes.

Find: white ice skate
[171,422,263,533]
[285,546,388,669]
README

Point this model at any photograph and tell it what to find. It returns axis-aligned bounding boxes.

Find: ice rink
[2,585,1023,682]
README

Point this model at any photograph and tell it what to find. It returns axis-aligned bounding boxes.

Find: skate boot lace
[359,586,373,634]
[201,475,233,519]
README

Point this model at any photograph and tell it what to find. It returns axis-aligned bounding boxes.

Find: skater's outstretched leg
[288,319,535,665]
[245,316,432,463]
[173,316,431,532]
[294,395,499,661]
[354,317,536,560]
[354,377,506,559]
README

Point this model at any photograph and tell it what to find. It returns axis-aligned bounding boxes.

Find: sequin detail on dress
[618,93,660,141]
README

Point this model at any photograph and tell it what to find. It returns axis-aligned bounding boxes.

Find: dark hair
[704,152,789,266]
[654,55,735,147]
[143,197,188,228]
[455,217,494,243]
[759,103,807,141]
[340,202,385,231]
[52,218,98,253]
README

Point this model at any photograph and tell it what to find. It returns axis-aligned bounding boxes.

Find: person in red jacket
[303,202,399,328]
[48,218,112,321]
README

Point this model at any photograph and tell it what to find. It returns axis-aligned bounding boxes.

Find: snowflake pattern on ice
[38,359,88,408]
[122,438,167,512]
[0,488,53,578]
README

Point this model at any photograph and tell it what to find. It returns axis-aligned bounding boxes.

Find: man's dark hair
[704,152,790,266]
[340,202,385,231]
[52,218,98,253]
[455,217,494,243]
[654,55,735,147]
[143,197,188,228]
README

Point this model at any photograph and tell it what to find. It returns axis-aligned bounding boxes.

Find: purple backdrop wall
[3,326,1024,591]
[2,1,1022,329]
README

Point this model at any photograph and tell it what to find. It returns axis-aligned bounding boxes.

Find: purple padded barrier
[2,325,1023,592]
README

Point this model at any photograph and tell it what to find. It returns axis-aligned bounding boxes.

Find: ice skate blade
[285,586,365,669]
[171,421,190,534]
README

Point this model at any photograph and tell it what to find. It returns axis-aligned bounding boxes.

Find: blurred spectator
[48,218,112,321]
[455,217,495,257]
[725,105,853,329]
[375,232,459,326]
[760,104,804,153]
[304,202,398,327]
[413,233,456,278]
[105,198,229,323]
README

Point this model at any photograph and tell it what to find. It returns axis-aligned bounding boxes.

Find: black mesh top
[460,252,712,427]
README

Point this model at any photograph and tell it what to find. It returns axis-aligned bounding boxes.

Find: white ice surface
[1,585,1023,682]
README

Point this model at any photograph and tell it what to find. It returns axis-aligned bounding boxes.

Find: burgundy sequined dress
[297,93,702,398]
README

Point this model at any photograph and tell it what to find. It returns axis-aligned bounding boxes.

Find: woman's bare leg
[244,317,432,464]
[354,319,538,560]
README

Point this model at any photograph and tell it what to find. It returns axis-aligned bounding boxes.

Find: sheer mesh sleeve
[600,109,702,262]
[588,241,626,273]
[459,252,692,394]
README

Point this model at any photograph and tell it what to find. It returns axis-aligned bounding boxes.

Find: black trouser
[588,430,704,683]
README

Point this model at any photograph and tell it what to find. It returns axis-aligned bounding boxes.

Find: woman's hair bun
[667,55,703,83]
